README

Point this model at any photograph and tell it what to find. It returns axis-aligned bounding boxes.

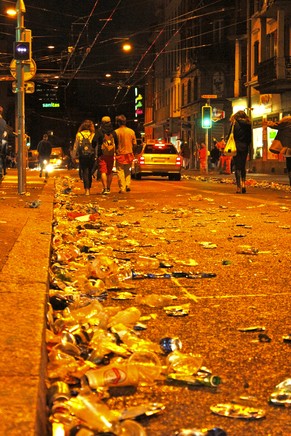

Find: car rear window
[144,144,177,154]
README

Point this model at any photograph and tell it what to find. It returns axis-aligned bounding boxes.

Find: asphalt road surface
[51,170,291,435]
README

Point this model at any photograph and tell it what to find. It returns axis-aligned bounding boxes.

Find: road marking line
[171,277,198,302]
[198,292,291,299]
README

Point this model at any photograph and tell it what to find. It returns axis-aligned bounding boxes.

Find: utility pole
[16,0,26,194]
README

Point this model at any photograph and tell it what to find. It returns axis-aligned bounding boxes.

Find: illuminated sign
[42,102,60,108]
[135,87,143,117]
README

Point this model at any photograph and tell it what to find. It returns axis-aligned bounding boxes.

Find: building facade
[144,0,291,174]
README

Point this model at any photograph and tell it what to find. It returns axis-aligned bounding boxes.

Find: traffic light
[13,42,30,60]
[201,105,212,129]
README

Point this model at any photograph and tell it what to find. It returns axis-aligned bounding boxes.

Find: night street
[1,1,291,435]
[46,170,291,435]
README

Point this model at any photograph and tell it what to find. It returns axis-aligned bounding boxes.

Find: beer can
[160,337,182,354]
[47,381,71,407]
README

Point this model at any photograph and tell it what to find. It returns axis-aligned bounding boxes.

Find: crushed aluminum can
[176,428,227,436]
[238,326,266,332]
[133,322,147,331]
[237,246,259,255]
[269,378,291,406]
[164,304,190,317]
[258,333,271,343]
[120,402,165,420]
[47,381,71,407]
[111,291,136,300]
[210,403,266,419]
[160,337,182,354]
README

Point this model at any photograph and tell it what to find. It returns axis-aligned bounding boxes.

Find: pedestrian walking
[72,120,96,195]
[94,116,118,194]
[180,141,191,169]
[1,134,8,176]
[210,141,221,169]
[37,133,52,181]
[114,114,137,193]
[228,110,252,194]
[198,142,207,173]
[265,116,291,186]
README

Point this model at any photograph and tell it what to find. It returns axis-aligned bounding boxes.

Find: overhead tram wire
[116,4,247,93]
[60,0,100,83]
[110,1,229,105]
[64,0,123,89]
[113,18,186,107]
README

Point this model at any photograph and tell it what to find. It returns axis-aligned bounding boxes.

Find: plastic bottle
[135,256,161,270]
[112,324,161,353]
[117,419,147,435]
[166,350,203,375]
[68,395,119,433]
[89,255,118,279]
[128,351,162,384]
[107,307,141,328]
[69,300,104,323]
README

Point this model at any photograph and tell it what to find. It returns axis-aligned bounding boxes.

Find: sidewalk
[183,167,290,185]
[0,167,289,435]
[0,169,55,435]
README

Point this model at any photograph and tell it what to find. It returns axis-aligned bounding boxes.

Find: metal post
[246,0,252,119]
[16,0,26,194]
[204,99,210,174]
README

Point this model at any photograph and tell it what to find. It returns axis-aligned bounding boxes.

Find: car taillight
[139,156,145,165]
[176,156,182,166]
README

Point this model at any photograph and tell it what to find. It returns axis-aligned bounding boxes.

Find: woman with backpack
[94,116,118,194]
[72,119,96,195]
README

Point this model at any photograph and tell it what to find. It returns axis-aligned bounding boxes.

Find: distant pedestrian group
[71,114,137,195]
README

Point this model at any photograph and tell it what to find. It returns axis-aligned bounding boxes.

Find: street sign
[12,81,35,93]
[9,58,37,81]
[201,94,217,99]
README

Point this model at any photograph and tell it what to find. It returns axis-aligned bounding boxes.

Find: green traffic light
[202,105,212,129]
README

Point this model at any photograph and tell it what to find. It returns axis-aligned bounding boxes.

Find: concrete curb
[0,177,55,435]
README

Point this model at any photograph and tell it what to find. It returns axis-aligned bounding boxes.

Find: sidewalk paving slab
[0,169,54,436]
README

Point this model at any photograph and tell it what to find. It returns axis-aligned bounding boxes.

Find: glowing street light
[122,43,132,52]
[6,8,17,17]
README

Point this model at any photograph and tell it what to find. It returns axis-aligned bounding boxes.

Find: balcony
[255,56,291,92]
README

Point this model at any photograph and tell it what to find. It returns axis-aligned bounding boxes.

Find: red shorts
[98,156,114,174]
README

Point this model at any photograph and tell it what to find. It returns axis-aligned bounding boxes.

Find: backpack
[101,133,115,156]
[78,132,94,156]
